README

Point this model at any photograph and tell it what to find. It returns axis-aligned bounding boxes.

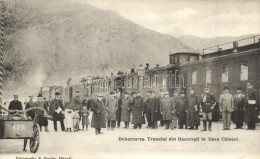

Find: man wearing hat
[200,85,216,131]
[120,92,131,129]
[160,91,176,130]
[145,90,159,129]
[36,94,49,132]
[233,87,246,129]
[245,83,257,130]
[105,91,118,130]
[176,89,187,129]
[25,96,36,120]
[90,93,106,135]
[8,95,23,111]
[131,91,145,129]
[49,92,65,132]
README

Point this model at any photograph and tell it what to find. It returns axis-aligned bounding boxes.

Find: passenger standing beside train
[116,90,122,128]
[200,85,216,131]
[176,89,187,129]
[219,86,234,130]
[171,89,179,129]
[35,94,49,132]
[160,92,176,130]
[82,95,91,110]
[245,83,257,130]
[145,90,159,129]
[120,92,131,129]
[105,91,118,130]
[152,90,161,129]
[131,91,145,129]
[158,89,165,127]
[144,90,153,129]
[90,94,106,135]
[50,92,65,132]
[72,90,81,131]
[186,88,200,130]
[233,87,246,129]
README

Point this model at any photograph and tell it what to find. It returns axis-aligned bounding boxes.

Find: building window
[189,55,198,62]
[162,77,166,88]
[222,64,228,82]
[153,74,158,87]
[206,65,211,83]
[191,68,197,84]
[240,63,248,81]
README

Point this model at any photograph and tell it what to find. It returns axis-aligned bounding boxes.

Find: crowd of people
[6,82,258,135]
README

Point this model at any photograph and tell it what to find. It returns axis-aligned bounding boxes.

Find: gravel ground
[1,117,260,159]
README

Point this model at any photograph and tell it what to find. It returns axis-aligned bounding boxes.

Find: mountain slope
[2,0,191,98]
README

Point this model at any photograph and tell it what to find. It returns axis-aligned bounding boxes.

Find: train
[40,35,260,121]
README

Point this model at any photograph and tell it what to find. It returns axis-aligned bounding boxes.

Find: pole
[0,1,5,106]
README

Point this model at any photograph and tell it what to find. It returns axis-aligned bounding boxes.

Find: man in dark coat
[90,94,106,135]
[82,95,91,110]
[131,91,145,129]
[116,90,122,128]
[245,83,257,130]
[49,92,65,132]
[120,92,131,129]
[186,88,200,130]
[105,91,118,130]
[35,94,49,132]
[160,92,176,130]
[200,85,216,131]
[145,90,159,129]
[234,87,246,129]
[25,96,36,120]
[144,91,152,128]
[8,95,23,111]
[176,90,187,129]
[72,90,82,111]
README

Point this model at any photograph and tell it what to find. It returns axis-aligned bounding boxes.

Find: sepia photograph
[0,0,259,159]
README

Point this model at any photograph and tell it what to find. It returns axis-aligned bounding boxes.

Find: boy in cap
[200,85,216,131]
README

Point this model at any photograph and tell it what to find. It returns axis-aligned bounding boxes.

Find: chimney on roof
[145,63,150,70]
[233,41,238,53]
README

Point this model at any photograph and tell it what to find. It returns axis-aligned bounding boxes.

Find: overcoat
[234,94,246,111]
[35,101,48,126]
[245,89,257,128]
[49,99,65,120]
[105,98,118,121]
[25,101,36,119]
[131,96,145,124]
[121,97,131,122]
[8,100,23,110]
[145,97,160,122]
[91,99,106,128]
[176,96,187,126]
[186,95,200,127]
[116,97,122,121]
[160,97,175,120]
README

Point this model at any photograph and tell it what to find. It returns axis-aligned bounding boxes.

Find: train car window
[240,63,248,81]
[189,55,198,62]
[191,68,197,84]
[222,64,229,82]
[206,65,212,83]
[179,55,189,63]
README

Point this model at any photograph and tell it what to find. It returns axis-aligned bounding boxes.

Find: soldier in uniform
[200,85,216,131]
[25,96,36,120]
[90,94,106,135]
[234,87,246,129]
[245,83,257,130]
[105,91,118,130]
[8,95,23,111]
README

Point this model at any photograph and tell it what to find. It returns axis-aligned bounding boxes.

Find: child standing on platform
[81,105,90,131]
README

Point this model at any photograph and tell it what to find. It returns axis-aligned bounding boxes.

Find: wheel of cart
[0,106,48,153]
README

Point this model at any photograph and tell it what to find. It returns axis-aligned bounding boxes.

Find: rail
[202,35,260,55]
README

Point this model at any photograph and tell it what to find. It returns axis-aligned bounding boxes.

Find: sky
[71,0,260,38]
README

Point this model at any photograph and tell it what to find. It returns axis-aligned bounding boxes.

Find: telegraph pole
[0,1,5,106]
